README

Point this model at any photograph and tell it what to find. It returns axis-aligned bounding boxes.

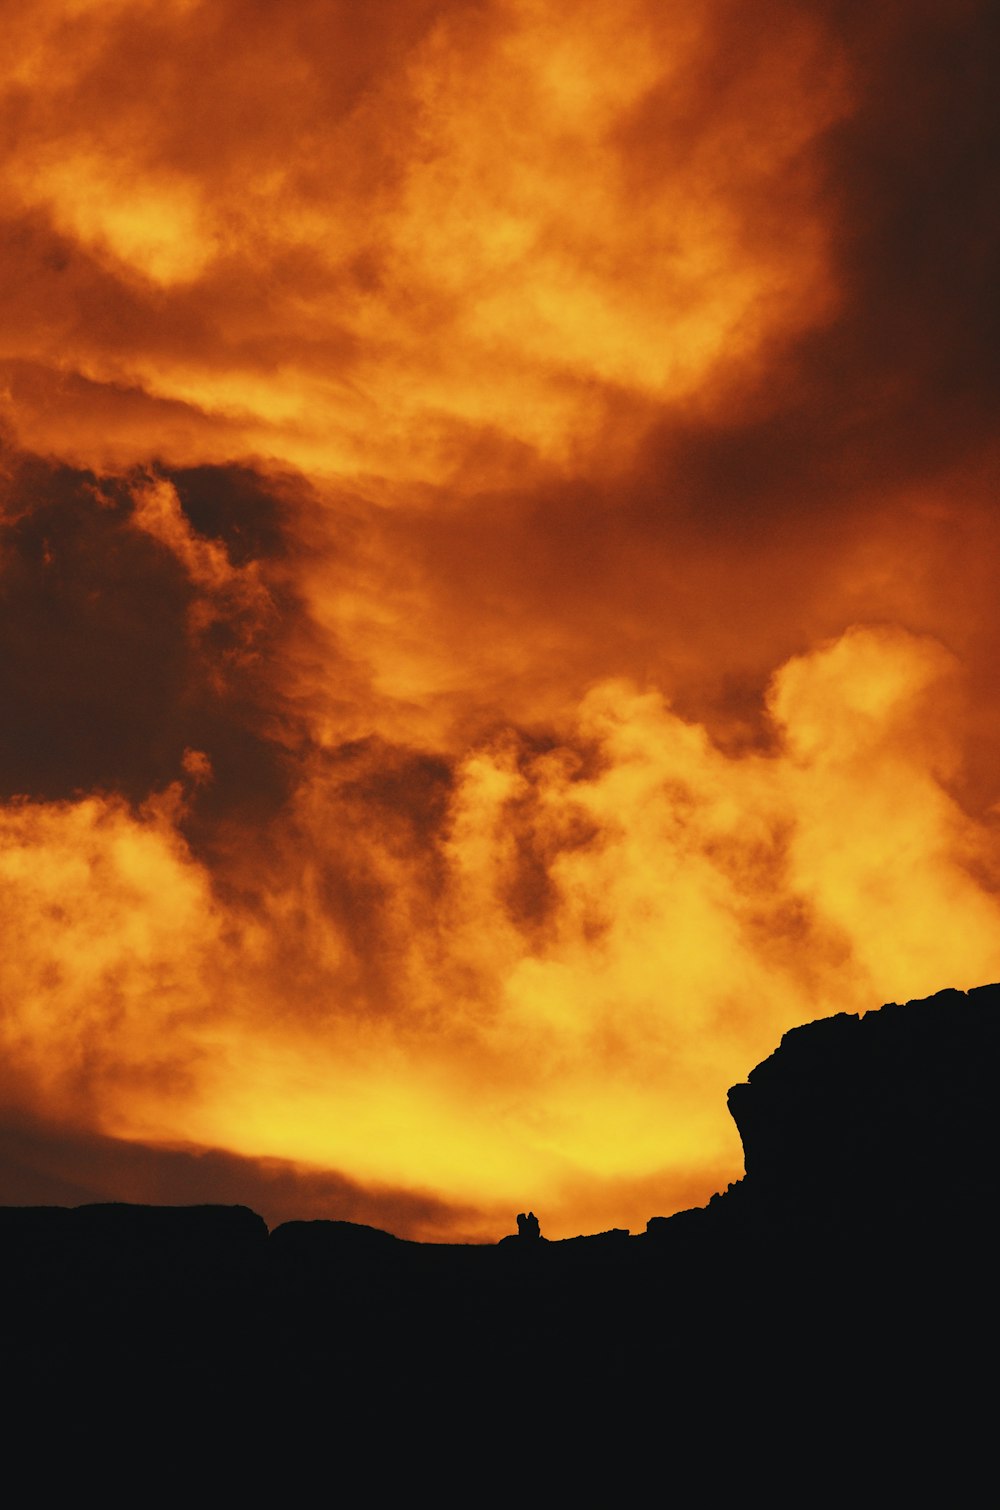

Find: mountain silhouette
[4,983,996,1478]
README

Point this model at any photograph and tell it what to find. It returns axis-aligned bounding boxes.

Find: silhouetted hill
[4,984,998,1477]
[732,980,998,1214]
[646,982,1000,1264]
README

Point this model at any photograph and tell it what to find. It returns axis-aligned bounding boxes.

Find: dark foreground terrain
[4,984,998,1483]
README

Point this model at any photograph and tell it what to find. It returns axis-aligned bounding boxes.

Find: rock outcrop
[722,982,1000,1248]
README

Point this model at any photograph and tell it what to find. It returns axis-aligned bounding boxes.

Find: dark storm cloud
[0,450,302,833]
[641,0,1000,533]
[0,452,191,800]
[170,465,292,566]
[819,1,1000,436]
[325,737,454,851]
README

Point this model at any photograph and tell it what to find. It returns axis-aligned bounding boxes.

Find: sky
[1,0,998,1240]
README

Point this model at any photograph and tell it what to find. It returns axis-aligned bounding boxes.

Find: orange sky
[1,0,998,1239]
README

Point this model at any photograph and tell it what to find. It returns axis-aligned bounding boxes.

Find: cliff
[729,982,997,1240]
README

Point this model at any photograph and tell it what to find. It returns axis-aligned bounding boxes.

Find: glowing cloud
[1,2,998,1236]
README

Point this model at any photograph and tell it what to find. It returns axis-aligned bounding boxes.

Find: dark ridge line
[3,980,997,1253]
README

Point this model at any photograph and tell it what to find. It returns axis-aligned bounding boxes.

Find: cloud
[0,450,304,840]
[1,2,998,1237]
[3,615,999,1237]
[0,0,849,477]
